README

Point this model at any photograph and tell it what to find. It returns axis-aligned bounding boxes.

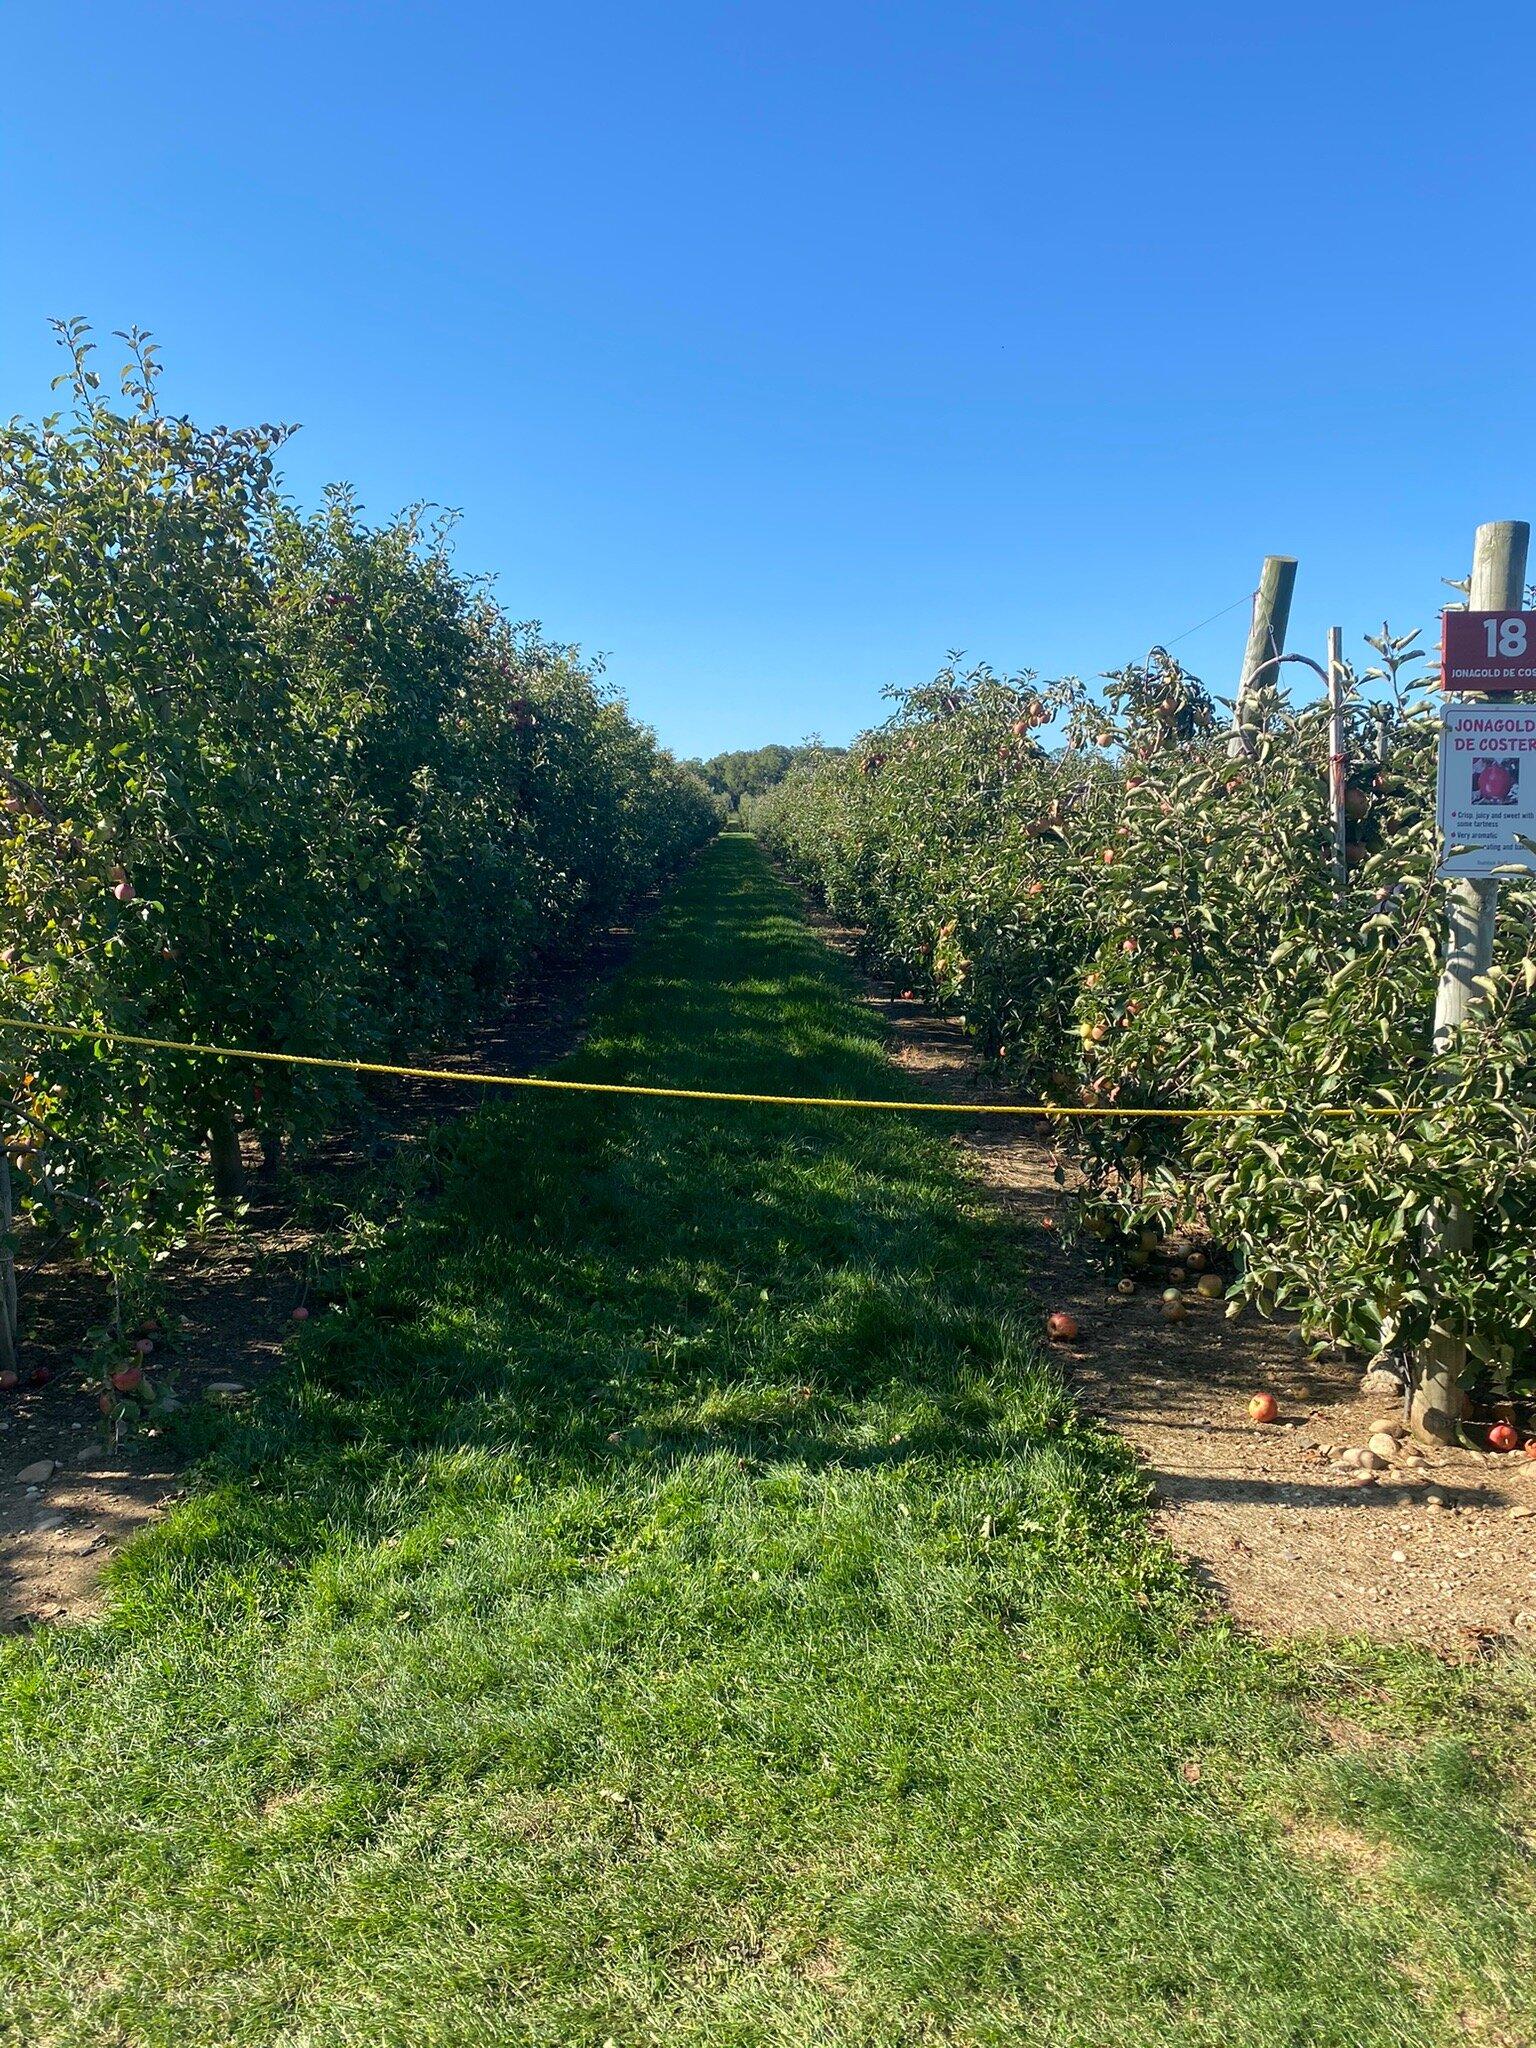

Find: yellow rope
[0,1014,1418,1120]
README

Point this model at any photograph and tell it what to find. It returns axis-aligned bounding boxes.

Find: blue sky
[4,1,1533,757]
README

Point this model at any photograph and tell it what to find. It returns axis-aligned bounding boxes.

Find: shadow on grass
[115,836,1104,1598]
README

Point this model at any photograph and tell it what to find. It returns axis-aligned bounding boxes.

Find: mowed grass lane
[1,833,1533,2046]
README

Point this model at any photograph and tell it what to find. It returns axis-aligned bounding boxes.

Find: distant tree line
[683,743,843,809]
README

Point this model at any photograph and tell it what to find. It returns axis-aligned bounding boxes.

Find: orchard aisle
[1,835,1532,2047]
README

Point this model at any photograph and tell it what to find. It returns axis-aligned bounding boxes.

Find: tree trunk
[207,1108,245,1200]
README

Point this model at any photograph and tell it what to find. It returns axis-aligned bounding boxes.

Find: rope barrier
[0,1015,1418,1120]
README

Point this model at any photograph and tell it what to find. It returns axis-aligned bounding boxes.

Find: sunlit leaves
[0,327,716,1317]
[761,652,1536,1391]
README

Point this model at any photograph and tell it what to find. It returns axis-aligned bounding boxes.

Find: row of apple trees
[757,647,1536,1397]
[0,323,717,1359]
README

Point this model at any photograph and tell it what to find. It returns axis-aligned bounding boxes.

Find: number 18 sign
[1441,610,1536,693]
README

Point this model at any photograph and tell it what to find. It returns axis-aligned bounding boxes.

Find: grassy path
[2,835,1533,2045]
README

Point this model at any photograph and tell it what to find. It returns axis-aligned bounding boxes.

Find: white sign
[1437,702,1536,877]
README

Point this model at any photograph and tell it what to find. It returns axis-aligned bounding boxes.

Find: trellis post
[1229,556,1298,757]
[1408,519,1531,1441]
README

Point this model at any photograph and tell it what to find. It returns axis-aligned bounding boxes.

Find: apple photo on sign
[1472,757,1519,805]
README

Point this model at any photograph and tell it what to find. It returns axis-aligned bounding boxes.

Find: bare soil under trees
[0,903,661,1630]
[808,905,1536,1657]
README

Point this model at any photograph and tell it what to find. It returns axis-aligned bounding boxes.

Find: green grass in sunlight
[2,835,1533,2046]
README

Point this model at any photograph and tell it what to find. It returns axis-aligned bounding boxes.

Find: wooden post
[1409,519,1531,1441]
[1230,556,1298,757]
[1326,626,1347,893]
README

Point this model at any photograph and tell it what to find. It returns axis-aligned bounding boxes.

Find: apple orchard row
[756,651,1536,1403]
[0,325,718,1362]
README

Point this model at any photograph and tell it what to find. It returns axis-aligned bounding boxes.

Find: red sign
[1441,610,1536,693]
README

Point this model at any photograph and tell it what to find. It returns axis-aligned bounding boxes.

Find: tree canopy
[683,743,840,806]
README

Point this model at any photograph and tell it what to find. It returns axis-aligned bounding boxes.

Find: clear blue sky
[5,2,1533,757]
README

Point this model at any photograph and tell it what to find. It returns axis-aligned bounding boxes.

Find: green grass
[2,833,1534,2046]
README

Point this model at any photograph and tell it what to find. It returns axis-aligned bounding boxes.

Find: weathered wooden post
[1230,557,1298,757]
[1326,626,1347,893]
[1408,519,1531,1442]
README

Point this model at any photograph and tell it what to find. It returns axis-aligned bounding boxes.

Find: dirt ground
[0,905,658,1632]
[812,914,1536,1657]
